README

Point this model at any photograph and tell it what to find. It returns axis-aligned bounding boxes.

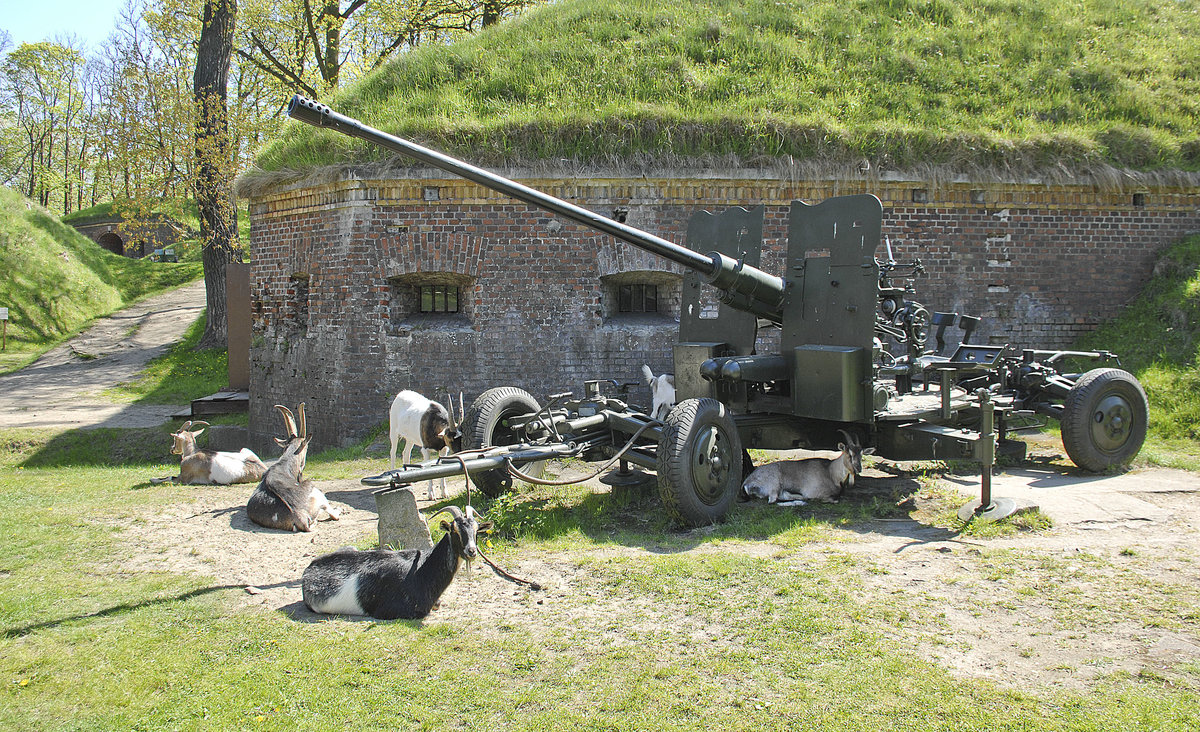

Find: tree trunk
[321,0,341,89]
[193,0,239,351]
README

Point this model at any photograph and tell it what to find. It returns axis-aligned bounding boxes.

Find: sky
[2,0,129,53]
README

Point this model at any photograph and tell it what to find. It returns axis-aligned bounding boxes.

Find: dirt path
[109,445,1200,692]
[0,280,206,429]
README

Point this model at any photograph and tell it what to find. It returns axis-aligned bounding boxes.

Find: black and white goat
[302,505,492,620]
[246,404,341,531]
[742,430,875,506]
[388,390,463,500]
[641,364,676,421]
[168,420,268,485]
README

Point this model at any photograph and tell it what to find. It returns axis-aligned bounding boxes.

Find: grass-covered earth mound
[0,188,202,372]
[247,0,1200,190]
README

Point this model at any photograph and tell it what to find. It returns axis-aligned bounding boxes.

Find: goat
[641,364,676,421]
[302,505,492,619]
[168,420,268,485]
[246,404,341,531]
[742,430,875,507]
[389,390,463,500]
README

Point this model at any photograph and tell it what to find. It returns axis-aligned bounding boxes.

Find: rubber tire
[1060,368,1148,473]
[459,387,542,498]
[656,398,744,527]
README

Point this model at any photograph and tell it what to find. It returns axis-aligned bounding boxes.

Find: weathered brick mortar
[247,171,1199,450]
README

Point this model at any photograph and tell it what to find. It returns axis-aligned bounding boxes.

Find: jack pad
[599,467,654,487]
[957,497,1024,523]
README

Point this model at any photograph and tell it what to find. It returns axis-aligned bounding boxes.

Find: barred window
[387,273,472,335]
[618,283,658,314]
[420,285,459,314]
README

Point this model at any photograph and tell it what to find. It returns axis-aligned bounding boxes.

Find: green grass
[249,0,1200,184]
[0,188,203,373]
[104,315,229,405]
[0,428,1197,729]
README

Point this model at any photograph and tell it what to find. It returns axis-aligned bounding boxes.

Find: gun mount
[288,95,1149,528]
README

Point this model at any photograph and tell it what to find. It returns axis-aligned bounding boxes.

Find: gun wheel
[460,387,543,498]
[657,398,743,527]
[1061,368,1148,473]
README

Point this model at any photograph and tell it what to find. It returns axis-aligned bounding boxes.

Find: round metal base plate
[599,468,653,487]
[957,497,1021,523]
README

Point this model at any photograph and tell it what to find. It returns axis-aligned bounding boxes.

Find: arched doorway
[96,232,125,256]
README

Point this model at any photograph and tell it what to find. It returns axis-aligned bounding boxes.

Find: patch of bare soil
[110,442,1200,694]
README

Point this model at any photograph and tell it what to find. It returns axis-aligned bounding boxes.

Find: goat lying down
[641,365,676,421]
[302,506,491,619]
[742,430,875,507]
[168,420,267,485]
[246,404,341,532]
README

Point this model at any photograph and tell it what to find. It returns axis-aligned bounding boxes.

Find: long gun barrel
[287,95,786,323]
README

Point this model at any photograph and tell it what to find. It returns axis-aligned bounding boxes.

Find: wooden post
[0,307,8,352]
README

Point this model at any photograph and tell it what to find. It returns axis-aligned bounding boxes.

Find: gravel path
[0,280,206,429]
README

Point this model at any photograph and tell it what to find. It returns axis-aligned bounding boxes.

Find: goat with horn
[302,505,491,619]
[165,420,268,485]
[387,389,463,500]
[742,429,875,507]
[247,404,341,531]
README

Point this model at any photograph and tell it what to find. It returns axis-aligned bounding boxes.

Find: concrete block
[375,485,433,551]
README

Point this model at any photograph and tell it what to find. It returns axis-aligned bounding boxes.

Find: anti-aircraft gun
[287,95,1149,527]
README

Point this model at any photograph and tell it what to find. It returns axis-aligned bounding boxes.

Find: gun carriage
[288,95,1149,527]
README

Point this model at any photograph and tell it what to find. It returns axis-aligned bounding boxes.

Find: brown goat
[169,421,267,485]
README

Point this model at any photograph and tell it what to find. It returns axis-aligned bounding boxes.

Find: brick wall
[247,171,1200,449]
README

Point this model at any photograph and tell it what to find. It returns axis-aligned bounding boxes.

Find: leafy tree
[237,0,532,96]
[0,42,87,209]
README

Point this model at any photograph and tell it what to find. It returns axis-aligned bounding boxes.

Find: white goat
[742,430,875,506]
[168,420,268,485]
[389,390,463,500]
[302,505,491,619]
[246,404,341,532]
[641,364,676,421]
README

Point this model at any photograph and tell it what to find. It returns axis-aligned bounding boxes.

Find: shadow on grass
[461,468,949,553]
[13,426,176,469]
[1,582,256,639]
[279,600,394,625]
[12,414,249,470]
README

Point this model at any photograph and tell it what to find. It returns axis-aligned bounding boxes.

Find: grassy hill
[61,199,256,264]
[0,187,203,372]
[247,0,1200,187]
[1072,233,1200,465]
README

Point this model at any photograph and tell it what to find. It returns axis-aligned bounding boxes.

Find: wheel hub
[1091,394,1133,452]
[693,426,732,505]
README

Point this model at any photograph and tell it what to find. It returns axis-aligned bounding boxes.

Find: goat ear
[863,447,876,455]
[192,427,206,438]
[274,437,288,448]
[478,521,494,533]
[837,442,846,451]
